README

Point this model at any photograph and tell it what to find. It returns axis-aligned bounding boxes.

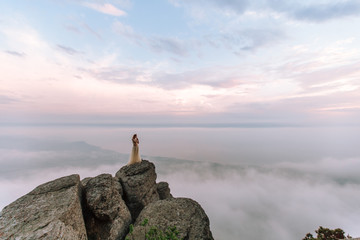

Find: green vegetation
[126,218,182,240]
[303,226,351,240]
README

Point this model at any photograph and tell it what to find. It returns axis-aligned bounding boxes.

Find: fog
[154,160,360,239]
[1,126,360,239]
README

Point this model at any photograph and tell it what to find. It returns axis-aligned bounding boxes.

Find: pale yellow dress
[128,136,141,165]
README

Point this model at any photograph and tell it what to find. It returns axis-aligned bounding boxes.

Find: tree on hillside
[302,226,349,240]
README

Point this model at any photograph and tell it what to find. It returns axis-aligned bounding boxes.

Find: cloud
[268,0,360,22]
[291,1,360,22]
[84,63,249,90]
[112,21,142,42]
[227,91,360,126]
[209,0,249,13]
[65,23,102,40]
[292,62,360,92]
[2,136,360,239]
[1,1,359,124]
[3,154,359,239]
[277,157,360,184]
[56,44,83,55]
[152,158,360,239]
[152,67,251,89]
[0,135,130,210]
[84,65,147,84]
[172,0,360,23]
[0,95,18,104]
[170,0,249,15]
[80,48,359,122]
[113,21,191,56]
[148,37,190,56]
[83,2,127,16]
[112,12,284,57]
[214,28,284,53]
[82,23,102,40]
[1,126,360,238]
[3,50,26,57]
[267,46,360,104]
[0,136,128,180]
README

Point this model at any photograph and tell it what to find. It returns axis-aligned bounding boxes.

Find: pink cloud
[83,3,127,16]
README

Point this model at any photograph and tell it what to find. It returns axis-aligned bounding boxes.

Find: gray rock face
[0,160,213,240]
[156,182,173,200]
[127,198,214,240]
[116,160,159,220]
[82,174,131,240]
[0,174,87,240]
[157,182,173,200]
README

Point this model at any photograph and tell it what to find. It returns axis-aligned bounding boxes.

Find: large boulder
[115,160,159,220]
[157,182,173,200]
[126,198,214,240]
[82,174,131,240]
[0,174,87,240]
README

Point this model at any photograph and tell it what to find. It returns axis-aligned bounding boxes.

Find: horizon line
[0,122,350,128]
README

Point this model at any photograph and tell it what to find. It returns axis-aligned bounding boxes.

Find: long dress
[128,137,141,165]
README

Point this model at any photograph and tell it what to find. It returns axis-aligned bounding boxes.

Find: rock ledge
[0,160,213,240]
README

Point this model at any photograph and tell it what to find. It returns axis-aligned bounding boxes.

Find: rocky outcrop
[0,174,87,240]
[0,160,214,240]
[115,160,159,220]
[82,174,131,240]
[126,198,214,240]
[157,182,173,200]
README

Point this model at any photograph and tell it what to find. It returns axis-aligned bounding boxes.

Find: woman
[127,134,142,165]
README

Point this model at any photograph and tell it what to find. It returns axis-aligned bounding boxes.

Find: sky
[1,1,360,239]
[1,0,360,126]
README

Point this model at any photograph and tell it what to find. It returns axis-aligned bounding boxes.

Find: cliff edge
[0,160,213,240]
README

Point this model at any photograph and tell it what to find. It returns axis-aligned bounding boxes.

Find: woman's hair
[132,134,137,139]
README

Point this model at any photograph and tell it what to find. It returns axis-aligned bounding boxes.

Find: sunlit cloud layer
[1,136,360,239]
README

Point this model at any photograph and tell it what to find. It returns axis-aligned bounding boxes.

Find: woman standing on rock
[128,134,141,165]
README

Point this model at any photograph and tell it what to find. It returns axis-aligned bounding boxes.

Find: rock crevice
[115,160,159,220]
